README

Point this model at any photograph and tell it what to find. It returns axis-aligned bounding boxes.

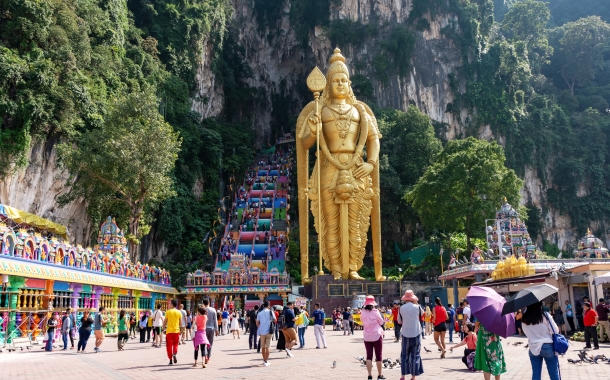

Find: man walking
[163,299,182,365]
[392,302,401,342]
[312,303,327,349]
[203,298,218,364]
[256,300,276,366]
[249,305,259,350]
[342,308,351,335]
[282,302,297,357]
[446,303,455,343]
[93,306,106,353]
[583,301,599,350]
[596,298,610,342]
[152,304,164,348]
[67,308,76,350]
[221,308,229,335]
[178,303,187,344]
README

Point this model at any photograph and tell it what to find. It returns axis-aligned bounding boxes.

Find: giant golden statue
[297,48,385,282]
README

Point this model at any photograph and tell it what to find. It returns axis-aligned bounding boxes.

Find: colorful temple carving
[486,199,536,259]
[575,229,609,259]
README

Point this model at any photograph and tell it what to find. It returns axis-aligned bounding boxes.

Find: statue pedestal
[303,275,400,313]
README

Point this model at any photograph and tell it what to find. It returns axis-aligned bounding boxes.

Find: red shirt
[584,309,598,327]
[433,305,447,326]
[391,308,399,322]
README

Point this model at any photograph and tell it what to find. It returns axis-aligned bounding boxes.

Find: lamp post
[314,266,319,299]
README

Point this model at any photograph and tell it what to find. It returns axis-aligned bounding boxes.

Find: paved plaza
[1,327,610,379]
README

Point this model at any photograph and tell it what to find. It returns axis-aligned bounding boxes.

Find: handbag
[544,312,569,354]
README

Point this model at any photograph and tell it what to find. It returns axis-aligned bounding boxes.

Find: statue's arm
[300,110,317,150]
[366,115,380,164]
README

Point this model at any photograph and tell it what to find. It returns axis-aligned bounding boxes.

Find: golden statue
[296,48,384,282]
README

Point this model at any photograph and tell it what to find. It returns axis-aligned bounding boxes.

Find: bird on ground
[355,356,364,361]
[524,344,529,348]
[332,360,336,369]
[423,346,431,353]
[567,359,582,364]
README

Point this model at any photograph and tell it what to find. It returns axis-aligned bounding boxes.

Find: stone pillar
[133,290,142,318]
[42,279,55,310]
[452,278,459,307]
[71,284,83,310]
[7,276,26,343]
[185,295,192,314]
[150,293,158,314]
[280,293,288,306]
[93,286,104,309]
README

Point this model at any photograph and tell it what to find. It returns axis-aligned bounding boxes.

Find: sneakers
[263,361,270,366]
[168,360,173,365]
[316,347,320,349]
[285,348,293,357]
[173,355,177,363]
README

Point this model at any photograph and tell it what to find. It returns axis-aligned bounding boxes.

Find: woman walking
[424,306,432,336]
[449,322,477,368]
[297,306,308,349]
[45,313,58,351]
[565,300,575,333]
[474,321,506,380]
[431,297,448,358]
[117,309,129,351]
[230,311,240,339]
[521,301,560,380]
[398,290,424,380]
[193,307,211,368]
[186,310,193,341]
[129,312,137,339]
[551,301,566,334]
[139,312,148,343]
[77,310,94,353]
[361,296,386,380]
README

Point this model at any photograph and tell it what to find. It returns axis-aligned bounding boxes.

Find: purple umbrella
[466,286,515,338]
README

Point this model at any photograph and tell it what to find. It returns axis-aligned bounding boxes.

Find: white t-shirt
[152,309,164,327]
[180,309,187,327]
[521,312,558,356]
[463,306,472,323]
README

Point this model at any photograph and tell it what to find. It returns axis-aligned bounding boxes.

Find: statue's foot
[375,275,387,281]
[349,271,365,280]
[332,272,342,280]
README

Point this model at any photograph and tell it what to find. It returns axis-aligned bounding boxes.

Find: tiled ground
[1,327,609,379]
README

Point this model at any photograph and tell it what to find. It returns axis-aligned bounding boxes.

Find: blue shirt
[284,309,296,328]
[256,308,276,335]
[222,311,229,319]
[447,308,455,323]
[312,310,325,325]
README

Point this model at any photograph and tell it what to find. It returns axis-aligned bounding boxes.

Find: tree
[555,16,610,94]
[405,137,523,253]
[59,86,181,262]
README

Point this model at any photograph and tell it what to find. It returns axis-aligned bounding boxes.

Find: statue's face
[330,73,350,99]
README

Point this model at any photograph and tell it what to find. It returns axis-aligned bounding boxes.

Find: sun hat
[363,295,377,307]
[401,290,418,302]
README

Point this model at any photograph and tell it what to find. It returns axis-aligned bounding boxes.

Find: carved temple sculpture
[296,48,384,282]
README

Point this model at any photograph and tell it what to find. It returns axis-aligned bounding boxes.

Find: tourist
[77,310,94,353]
[202,299,218,362]
[67,307,76,349]
[424,306,432,336]
[456,302,465,340]
[186,310,193,341]
[297,306,308,348]
[446,303,455,343]
[45,312,57,351]
[146,309,153,342]
[595,298,610,342]
[129,312,137,340]
[178,303,187,344]
[565,300,575,333]
[139,312,148,343]
[521,301,560,380]
[583,301,599,349]
[515,310,524,336]
[257,300,277,366]
[342,307,351,335]
[431,297,448,358]
[61,310,71,351]
[551,301,566,334]
[361,296,386,380]
[163,299,182,365]
[282,302,297,356]
[193,307,210,368]
[221,308,229,335]
[474,320,506,379]
[392,302,401,342]
[575,301,584,331]
[348,307,355,335]
[230,310,241,339]
[274,306,281,340]
[249,305,260,350]
[239,309,246,330]
[93,306,107,353]
[152,304,164,347]
[117,309,129,351]
[449,322,477,369]
[312,303,327,349]
[398,290,424,380]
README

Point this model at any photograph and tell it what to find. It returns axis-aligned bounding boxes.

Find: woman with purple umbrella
[474,321,506,379]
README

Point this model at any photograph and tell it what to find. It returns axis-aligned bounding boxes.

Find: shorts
[154,327,161,335]
[180,327,186,334]
[434,323,447,332]
[259,334,272,348]
[282,327,297,342]
[187,323,192,329]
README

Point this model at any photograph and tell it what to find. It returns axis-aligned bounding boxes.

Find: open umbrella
[467,286,515,338]
[501,283,558,315]
[273,305,284,311]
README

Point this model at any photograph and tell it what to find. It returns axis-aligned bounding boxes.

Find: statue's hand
[308,114,321,135]
[353,162,374,178]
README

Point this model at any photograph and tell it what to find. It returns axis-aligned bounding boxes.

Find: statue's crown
[329,48,346,64]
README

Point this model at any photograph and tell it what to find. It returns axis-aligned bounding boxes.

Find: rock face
[0,0,591,257]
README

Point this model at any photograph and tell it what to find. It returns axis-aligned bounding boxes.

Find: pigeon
[332,360,336,369]
[524,344,529,348]
[593,354,607,362]
[423,346,431,353]
[396,359,400,364]
[567,358,582,364]
[355,356,364,361]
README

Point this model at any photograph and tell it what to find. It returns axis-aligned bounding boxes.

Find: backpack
[466,351,477,372]
[268,309,276,333]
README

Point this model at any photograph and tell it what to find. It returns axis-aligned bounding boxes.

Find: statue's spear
[306,67,326,276]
